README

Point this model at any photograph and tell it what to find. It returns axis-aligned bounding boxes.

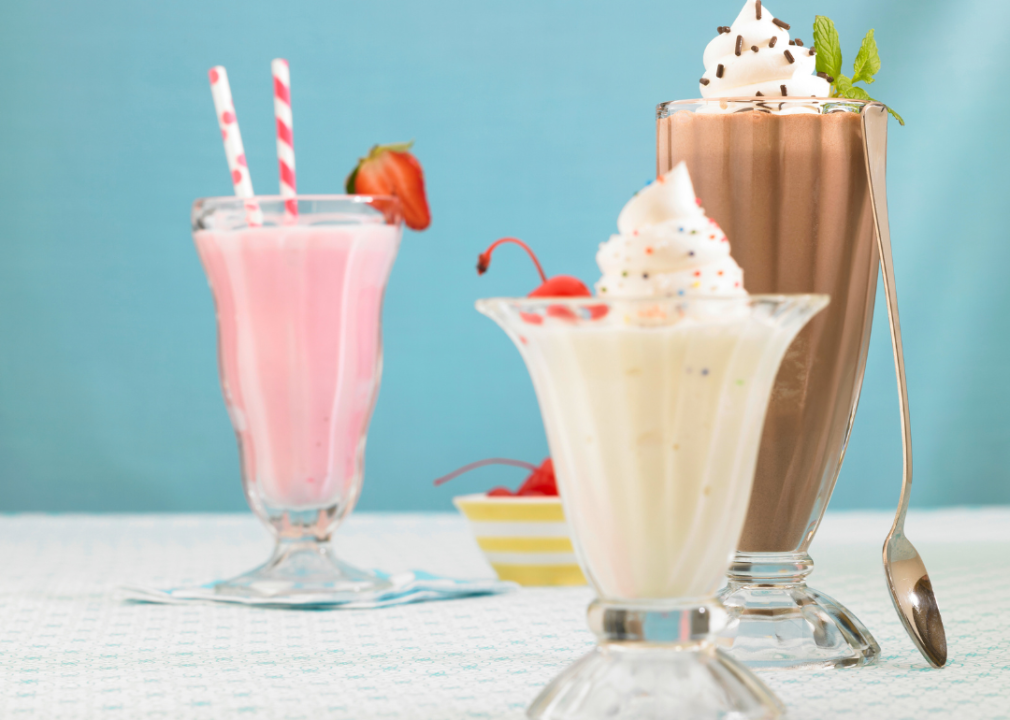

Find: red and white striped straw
[271,58,297,218]
[208,65,263,226]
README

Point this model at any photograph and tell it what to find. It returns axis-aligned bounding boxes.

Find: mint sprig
[813,16,842,80]
[813,16,904,126]
[851,29,881,84]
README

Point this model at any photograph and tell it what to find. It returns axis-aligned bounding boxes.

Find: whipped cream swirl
[595,163,745,298]
[700,0,829,99]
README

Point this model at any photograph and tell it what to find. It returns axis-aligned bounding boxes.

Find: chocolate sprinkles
[718,26,731,34]
[772,18,790,30]
[751,45,759,52]
[784,49,795,64]
[700,77,711,86]
[768,36,778,48]
[735,35,743,56]
[788,40,796,46]
[780,84,788,96]
[755,0,762,19]
[756,91,765,97]
[809,47,817,56]
[717,64,725,78]
[817,71,834,82]
[794,38,804,46]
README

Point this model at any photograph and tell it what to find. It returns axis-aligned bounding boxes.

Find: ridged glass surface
[658,99,880,554]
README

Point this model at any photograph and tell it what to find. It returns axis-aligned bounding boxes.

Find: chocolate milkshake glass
[658,98,884,668]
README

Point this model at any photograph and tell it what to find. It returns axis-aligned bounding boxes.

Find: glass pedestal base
[717,553,880,669]
[212,538,394,604]
[528,601,784,720]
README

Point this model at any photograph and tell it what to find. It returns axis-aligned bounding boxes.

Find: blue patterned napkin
[121,570,517,609]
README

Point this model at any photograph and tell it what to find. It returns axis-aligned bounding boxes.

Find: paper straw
[208,66,263,226]
[271,58,297,219]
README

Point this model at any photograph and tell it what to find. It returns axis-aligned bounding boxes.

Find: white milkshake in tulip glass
[477,164,827,720]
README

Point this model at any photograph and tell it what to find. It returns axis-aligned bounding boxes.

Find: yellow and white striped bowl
[453,493,587,586]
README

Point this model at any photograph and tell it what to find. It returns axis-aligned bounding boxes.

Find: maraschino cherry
[477,238,592,297]
[434,457,558,497]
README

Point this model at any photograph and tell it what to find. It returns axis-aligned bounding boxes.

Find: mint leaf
[840,85,871,101]
[833,73,853,97]
[814,16,842,80]
[837,82,907,126]
[818,22,905,127]
[852,29,881,84]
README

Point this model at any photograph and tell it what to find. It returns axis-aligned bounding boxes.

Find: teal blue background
[0,0,1007,512]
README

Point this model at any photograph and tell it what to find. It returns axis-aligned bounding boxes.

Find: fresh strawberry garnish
[346,141,431,231]
[477,238,591,298]
[433,457,559,497]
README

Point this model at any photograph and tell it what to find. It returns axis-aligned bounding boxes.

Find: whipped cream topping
[596,163,745,298]
[700,0,829,99]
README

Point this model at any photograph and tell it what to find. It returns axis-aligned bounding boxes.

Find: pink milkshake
[195,222,399,511]
[192,195,402,600]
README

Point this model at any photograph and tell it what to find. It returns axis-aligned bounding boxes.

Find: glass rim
[191,193,403,231]
[477,293,829,306]
[192,193,399,206]
[657,97,886,116]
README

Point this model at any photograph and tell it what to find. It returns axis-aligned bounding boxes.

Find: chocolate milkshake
[654,0,883,668]
[658,107,878,553]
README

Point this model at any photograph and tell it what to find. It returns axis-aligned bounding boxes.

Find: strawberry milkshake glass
[192,195,401,602]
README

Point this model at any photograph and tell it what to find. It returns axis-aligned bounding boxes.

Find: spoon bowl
[883,533,947,667]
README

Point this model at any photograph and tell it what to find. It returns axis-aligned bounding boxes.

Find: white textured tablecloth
[0,509,1005,719]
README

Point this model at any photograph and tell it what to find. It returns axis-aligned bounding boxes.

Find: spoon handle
[864,103,947,669]
[862,105,912,536]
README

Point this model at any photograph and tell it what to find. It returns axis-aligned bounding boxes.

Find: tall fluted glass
[657,98,884,667]
[479,294,826,720]
[191,195,401,602]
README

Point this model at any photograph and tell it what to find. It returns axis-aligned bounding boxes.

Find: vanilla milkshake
[479,165,824,718]
[563,165,760,600]
[523,305,800,601]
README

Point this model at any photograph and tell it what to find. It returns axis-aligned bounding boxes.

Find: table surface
[0,509,1005,720]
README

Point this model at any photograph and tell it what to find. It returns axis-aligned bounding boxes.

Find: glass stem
[587,598,728,645]
[727,552,814,588]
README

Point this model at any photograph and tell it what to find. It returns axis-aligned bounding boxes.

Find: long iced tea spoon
[862,103,947,668]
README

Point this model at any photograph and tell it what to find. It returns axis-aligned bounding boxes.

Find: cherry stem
[478,237,549,284]
[433,458,539,487]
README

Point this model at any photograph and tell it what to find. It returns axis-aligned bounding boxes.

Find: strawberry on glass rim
[346,141,431,231]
